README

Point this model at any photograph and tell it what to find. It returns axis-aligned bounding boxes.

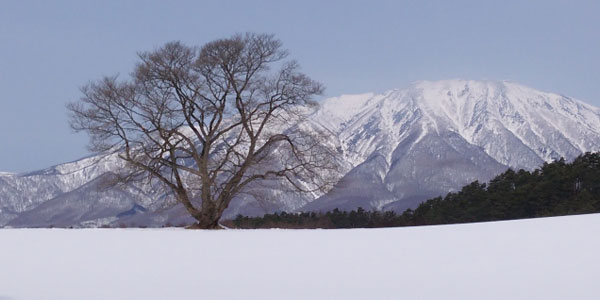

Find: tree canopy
[68,33,336,228]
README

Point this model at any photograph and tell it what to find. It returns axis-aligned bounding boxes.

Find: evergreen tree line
[230,152,600,229]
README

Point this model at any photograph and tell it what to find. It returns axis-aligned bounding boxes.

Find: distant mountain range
[2,79,600,227]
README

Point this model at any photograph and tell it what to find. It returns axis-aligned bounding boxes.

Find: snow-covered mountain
[305,80,600,212]
[2,80,600,227]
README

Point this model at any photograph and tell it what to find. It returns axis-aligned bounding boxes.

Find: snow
[319,92,376,122]
[1,214,599,300]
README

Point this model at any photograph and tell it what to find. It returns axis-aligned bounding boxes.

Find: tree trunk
[187,211,222,229]
[187,220,221,229]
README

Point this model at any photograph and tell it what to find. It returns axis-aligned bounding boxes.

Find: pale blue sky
[1,0,599,172]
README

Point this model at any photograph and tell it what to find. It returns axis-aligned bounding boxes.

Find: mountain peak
[304,80,600,213]
[319,79,600,168]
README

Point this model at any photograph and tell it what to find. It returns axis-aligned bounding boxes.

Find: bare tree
[67,33,337,229]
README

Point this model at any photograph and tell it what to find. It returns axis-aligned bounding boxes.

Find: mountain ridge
[2,79,600,227]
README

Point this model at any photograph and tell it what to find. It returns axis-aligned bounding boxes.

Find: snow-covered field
[1,214,599,300]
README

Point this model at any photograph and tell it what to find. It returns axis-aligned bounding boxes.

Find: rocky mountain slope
[2,80,600,227]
